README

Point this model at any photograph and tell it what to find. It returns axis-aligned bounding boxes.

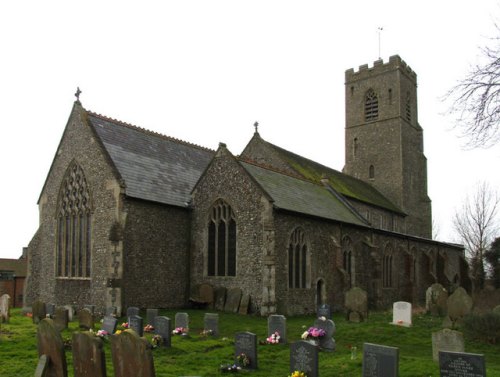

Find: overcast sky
[1,1,500,259]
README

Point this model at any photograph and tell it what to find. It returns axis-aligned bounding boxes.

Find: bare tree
[453,182,499,289]
[446,26,500,148]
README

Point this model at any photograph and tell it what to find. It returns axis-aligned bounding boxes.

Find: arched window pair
[207,199,236,277]
[288,228,309,289]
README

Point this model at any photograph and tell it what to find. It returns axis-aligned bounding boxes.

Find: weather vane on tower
[378,27,384,59]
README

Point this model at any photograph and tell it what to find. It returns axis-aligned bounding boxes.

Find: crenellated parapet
[345,55,417,83]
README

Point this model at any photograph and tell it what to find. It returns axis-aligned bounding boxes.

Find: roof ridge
[238,156,319,184]
[86,109,215,153]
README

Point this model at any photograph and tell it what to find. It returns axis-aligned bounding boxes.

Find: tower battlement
[345,55,417,83]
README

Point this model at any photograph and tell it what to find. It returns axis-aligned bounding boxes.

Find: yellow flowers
[288,371,307,377]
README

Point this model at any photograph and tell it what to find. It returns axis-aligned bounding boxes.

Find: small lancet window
[369,165,375,179]
[406,92,411,122]
[365,89,379,121]
[288,228,309,289]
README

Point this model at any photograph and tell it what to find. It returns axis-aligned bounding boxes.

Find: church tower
[343,55,432,238]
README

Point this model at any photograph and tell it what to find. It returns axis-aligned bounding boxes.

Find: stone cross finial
[75,87,82,103]
[254,121,259,134]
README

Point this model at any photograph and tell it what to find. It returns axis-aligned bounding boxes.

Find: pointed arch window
[288,228,309,289]
[365,89,379,121]
[56,161,92,278]
[207,199,236,277]
[342,236,354,287]
[383,244,393,288]
[369,165,375,179]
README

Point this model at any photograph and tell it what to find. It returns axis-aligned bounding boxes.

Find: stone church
[25,55,470,316]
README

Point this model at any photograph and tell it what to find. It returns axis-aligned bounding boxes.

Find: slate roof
[241,161,368,227]
[87,112,215,207]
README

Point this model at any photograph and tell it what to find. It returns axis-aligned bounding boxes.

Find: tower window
[353,138,358,159]
[365,89,378,121]
[406,92,411,122]
[207,199,236,277]
[369,165,375,179]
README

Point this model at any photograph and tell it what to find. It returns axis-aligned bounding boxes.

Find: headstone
[214,287,226,311]
[345,287,368,322]
[34,354,49,377]
[105,306,117,317]
[426,283,448,316]
[78,308,94,330]
[432,329,465,362]
[349,311,362,323]
[203,313,219,337]
[224,287,242,313]
[146,309,158,326]
[154,316,171,347]
[37,318,68,377]
[317,303,331,319]
[102,315,118,335]
[32,300,47,324]
[362,342,399,377]
[0,294,11,323]
[127,306,140,319]
[313,317,336,351]
[63,305,75,322]
[54,307,69,332]
[268,314,287,344]
[110,329,156,377]
[439,351,486,377]
[84,305,95,314]
[290,340,318,377]
[392,301,412,326]
[129,315,144,337]
[46,303,56,318]
[234,332,257,370]
[239,293,250,315]
[72,331,107,377]
[446,287,473,326]
[199,283,214,307]
[175,312,189,329]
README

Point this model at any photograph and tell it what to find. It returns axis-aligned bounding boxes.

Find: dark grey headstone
[102,315,118,335]
[268,314,287,343]
[45,303,56,318]
[224,287,242,313]
[37,318,68,377]
[439,351,486,377]
[317,303,331,319]
[110,330,155,377]
[126,306,140,318]
[54,307,69,332]
[146,309,158,326]
[154,316,171,348]
[72,331,107,377]
[32,300,46,324]
[432,329,465,362]
[203,313,219,337]
[63,305,75,322]
[84,305,95,314]
[362,343,399,377]
[313,317,336,351]
[129,315,143,337]
[290,340,318,377]
[78,308,94,330]
[235,332,257,370]
[175,312,189,329]
[105,306,117,317]
[214,287,227,311]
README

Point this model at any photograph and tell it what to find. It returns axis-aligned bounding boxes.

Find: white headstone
[392,301,412,327]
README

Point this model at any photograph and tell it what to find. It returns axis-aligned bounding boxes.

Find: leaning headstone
[268,314,287,344]
[129,315,144,337]
[54,307,69,332]
[37,318,68,377]
[391,301,412,327]
[235,332,257,370]
[214,287,227,311]
[78,308,94,330]
[203,313,219,337]
[32,300,46,324]
[290,340,318,377]
[224,287,242,313]
[146,309,158,326]
[439,351,485,377]
[154,316,171,348]
[426,283,448,316]
[199,283,215,308]
[110,330,156,377]
[317,303,331,319]
[239,293,250,315]
[63,305,75,322]
[313,317,336,351]
[105,306,117,317]
[0,294,11,323]
[362,342,399,377]
[72,331,107,377]
[175,312,189,329]
[345,287,368,322]
[102,315,118,335]
[127,306,140,319]
[432,329,465,362]
[46,303,56,318]
[445,287,473,327]
[34,354,49,377]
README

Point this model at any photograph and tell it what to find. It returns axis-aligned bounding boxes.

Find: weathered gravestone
[239,293,250,315]
[146,309,158,326]
[439,351,485,377]
[203,313,219,337]
[345,287,368,322]
[0,294,11,323]
[127,306,140,319]
[110,330,156,377]
[313,317,336,351]
[37,318,68,377]
[53,307,69,332]
[63,305,75,322]
[235,332,257,370]
[175,312,189,329]
[129,315,144,337]
[317,303,331,319]
[392,301,412,327]
[426,283,448,316]
[102,315,118,335]
[444,287,473,328]
[84,305,95,314]
[290,340,318,377]
[105,306,117,317]
[72,331,107,377]
[432,329,465,362]
[224,287,242,313]
[154,316,171,348]
[268,314,287,344]
[34,354,49,377]
[32,300,47,324]
[78,308,94,330]
[214,287,226,311]
[362,342,399,377]
[199,283,214,308]
[46,303,56,318]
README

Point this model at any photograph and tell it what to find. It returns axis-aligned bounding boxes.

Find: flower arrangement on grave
[172,326,188,335]
[96,329,109,338]
[200,328,213,337]
[301,327,326,340]
[236,353,250,367]
[266,331,281,344]
[288,371,307,377]
[144,324,154,333]
[120,322,129,329]
[220,363,241,373]
[151,334,163,348]
[26,312,33,318]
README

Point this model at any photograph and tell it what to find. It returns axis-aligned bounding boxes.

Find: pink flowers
[121,322,129,329]
[172,327,188,335]
[144,324,154,333]
[301,327,326,339]
[96,329,108,337]
[266,331,281,344]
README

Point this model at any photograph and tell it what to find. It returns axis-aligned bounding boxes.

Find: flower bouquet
[120,322,129,329]
[266,331,281,344]
[200,329,213,337]
[220,363,241,373]
[144,324,154,333]
[96,329,109,338]
[301,327,326,340]
[289,371,307,377]
[236,352,250,368]
[172,326,188,335]
[151,334,163,348]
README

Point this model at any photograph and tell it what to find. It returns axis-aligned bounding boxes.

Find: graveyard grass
[1,309,499,377]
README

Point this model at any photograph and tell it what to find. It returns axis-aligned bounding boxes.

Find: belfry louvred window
[56,161,92,278]
[365,89,379,121]
[207,199,236,277]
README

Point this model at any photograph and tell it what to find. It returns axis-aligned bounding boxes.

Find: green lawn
[0,308,499,376]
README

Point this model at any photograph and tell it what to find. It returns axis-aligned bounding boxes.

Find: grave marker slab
[239,293,250,315]
[199,283,214,307]
[203,313,219,337]
[392,301,412,327]
[268,314,287,344]
[129,315,144,337]
[110,330,156,377]
[32,300,46,324]
[214,287,226,311]
[0,294,11,323]
[146,309,158,326]
[63,305,75,322]
[37,318,68,377]
[78,308,94,330]
[432,329,465,362]
[313,317,336,351]
[317,303,331,319]
[72,331,107,377]
[426,283,448,316]
[224,287,242,313]
[105,306,117,317]
[46,303,56,318]
[127,306,140,319]
[446,287,473,326]
[439,351,485,377]
[290,340,318,377]
[345,287,368,322]
[362,343,399,377]
[154,316,171,347]
[34,354,49,377]
[102,315,118,335]
[175,312,189,329]
[84,305,95,314]
[54,307,69,332]
[235,332,257,370]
